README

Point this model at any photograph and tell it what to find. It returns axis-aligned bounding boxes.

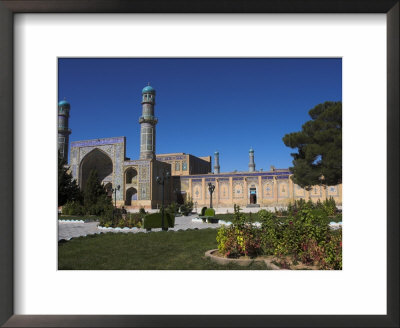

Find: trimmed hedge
[204,208,215,217]
[143,212,175,230]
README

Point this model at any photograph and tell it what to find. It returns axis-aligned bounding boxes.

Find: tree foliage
[83,169,113,215]
[58,152,82,206]
[282,101,342,189]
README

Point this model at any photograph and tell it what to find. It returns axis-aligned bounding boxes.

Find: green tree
[83,169,112,215]
[282,101,342,189]
[58,152,82,206]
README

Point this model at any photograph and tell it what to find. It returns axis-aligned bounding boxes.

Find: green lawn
[58,228,270,270]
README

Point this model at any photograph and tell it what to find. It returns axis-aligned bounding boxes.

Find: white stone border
[58,219,85,223]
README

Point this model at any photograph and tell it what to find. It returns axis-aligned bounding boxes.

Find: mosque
[58,85,342,210]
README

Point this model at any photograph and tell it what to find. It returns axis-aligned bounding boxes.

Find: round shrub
[204,208,215,217]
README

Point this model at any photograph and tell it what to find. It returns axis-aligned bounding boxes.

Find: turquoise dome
[58,100,70,106]
[214,151,219,155]
[249,148,254,153]
[142,85,155,93]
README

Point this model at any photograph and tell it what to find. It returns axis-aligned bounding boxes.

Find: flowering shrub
[216,204,342,269]
[216,213,262,258]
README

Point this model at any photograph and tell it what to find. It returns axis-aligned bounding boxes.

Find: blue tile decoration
[156,155,185,161]
[71,136,125,148]
[180,170,290,179]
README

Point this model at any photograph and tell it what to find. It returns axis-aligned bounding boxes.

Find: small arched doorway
[125,167,138,184]
[125,187,138,206]
[249,187,257,204]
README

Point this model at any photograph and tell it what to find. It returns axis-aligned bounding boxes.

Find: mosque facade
[58,85,342,210]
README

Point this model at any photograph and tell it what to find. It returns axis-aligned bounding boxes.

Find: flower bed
[214,204,342,270]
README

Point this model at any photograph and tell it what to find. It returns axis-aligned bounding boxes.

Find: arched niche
[125,167,138,184]
[79,148,113,190]
[125,187,138,205]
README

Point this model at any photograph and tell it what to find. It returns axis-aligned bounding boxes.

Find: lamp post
[111,185,120,222]
[156,171,170,231]
[208,182,215,209]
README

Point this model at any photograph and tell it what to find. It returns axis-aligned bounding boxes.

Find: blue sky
[58,58,342,172]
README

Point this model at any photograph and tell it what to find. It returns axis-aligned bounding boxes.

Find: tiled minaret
[213,151,220,174]
[248,147,255,172]
[58,99,72,162]
[139,84,158,160]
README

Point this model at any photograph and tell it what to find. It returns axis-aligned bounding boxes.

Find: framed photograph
[0,1,398,327]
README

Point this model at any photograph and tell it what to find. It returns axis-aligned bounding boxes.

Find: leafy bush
[204,208,215,217]
[139,207,146,215]
[216,204,342,269]
[216,224,262,258]
[143,212,175,230]
[179,197,194,216]
[62,201,85,216]
[166,202,179,217]
[287,197,338,217]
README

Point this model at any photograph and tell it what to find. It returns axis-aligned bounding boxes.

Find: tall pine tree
[83,169,112,215]
[282,101,342,189]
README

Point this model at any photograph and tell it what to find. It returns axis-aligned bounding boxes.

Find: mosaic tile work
[278,181,289,198]
[328,185,338,196]
[180,179,189,191]
[263,180,274,198]
[71,137,125,148]
[70,137,126,202]
[310,185,322,197]
[219,181,229,200]
[139,183,150,200]
[192,181,202,200]
[233,181,244,199]
[295,184,306,197]
[180,170,290,179]
[156,155,185,161]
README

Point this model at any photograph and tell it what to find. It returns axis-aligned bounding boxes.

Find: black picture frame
[0,1,398,327]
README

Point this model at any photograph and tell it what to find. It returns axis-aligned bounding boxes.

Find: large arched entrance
[79,148,113,190]
[125,187,138,206]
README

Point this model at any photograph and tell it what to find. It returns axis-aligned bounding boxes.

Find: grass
[58,228,269,270]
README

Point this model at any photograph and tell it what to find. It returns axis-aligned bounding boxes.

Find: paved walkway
[58,214,222,241]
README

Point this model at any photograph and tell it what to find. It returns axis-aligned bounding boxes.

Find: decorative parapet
[71,136,125,148]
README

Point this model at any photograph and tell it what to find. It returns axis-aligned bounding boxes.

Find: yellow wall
[184,174,341,207]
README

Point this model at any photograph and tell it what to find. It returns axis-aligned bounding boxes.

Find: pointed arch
[79,148,113,190]
[125,167,138,184]
[125,187,138,205]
